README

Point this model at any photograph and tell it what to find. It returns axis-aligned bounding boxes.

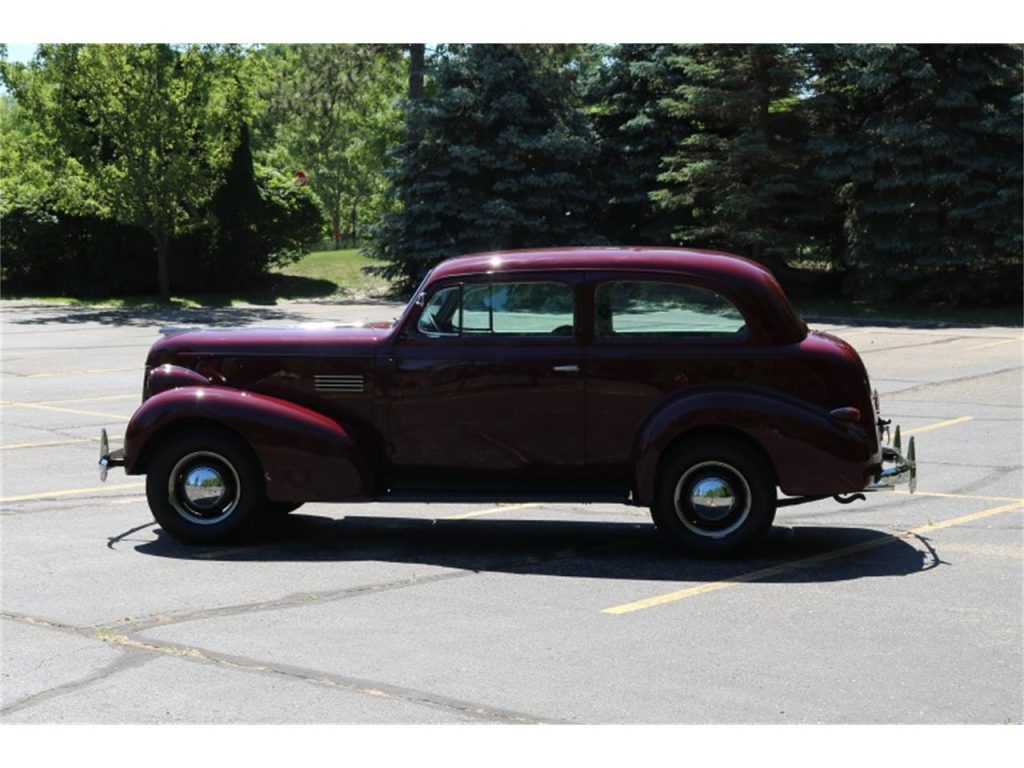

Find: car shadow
[132,515,938,584]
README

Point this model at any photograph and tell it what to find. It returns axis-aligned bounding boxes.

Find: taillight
[830,407,861,423]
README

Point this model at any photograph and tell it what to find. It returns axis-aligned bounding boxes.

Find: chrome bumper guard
[863,423,916,493]
[98,428,125,482]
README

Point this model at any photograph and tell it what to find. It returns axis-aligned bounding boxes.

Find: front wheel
[651,438,776,556]
[146,428,265,544]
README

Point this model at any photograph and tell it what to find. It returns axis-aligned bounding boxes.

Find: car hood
[146,325,383,367]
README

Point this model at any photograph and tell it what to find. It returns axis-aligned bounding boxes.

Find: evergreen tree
[652,45,830,268]
[811,44,1023,303]
[586,44,683,245]
[372,44,602,291]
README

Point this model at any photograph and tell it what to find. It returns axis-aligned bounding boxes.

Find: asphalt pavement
[1,298,1021,728]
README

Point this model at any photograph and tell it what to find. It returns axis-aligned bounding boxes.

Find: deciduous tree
[2,44,251,296]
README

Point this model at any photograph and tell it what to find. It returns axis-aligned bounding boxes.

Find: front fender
[632,385,880,504]
[124,386,373,502]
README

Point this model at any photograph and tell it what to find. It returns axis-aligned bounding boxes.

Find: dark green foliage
[372,44,604,291]
[203,125,325,289]
[1,146,324,296]
[1,207,156,295]
[586,44,684,245]
[251,168,326,266]
[810,44,1023,304]
[205,123,266,288]
[653,45,836,270]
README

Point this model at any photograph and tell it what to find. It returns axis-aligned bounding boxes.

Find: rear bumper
[863,432,916,493]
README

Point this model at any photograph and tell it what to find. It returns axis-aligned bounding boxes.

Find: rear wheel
[146,428,265,544]
[651,438,775,556]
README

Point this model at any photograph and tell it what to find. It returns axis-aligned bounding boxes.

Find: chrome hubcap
[168,451,240,525]
[183,466,228,510]
[689,476,736,521]
[674,461,751,539]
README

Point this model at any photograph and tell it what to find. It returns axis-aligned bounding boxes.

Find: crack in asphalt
[886,365,1023,396]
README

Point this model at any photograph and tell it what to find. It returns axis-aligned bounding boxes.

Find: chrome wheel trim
[168,451,240,525]
[674,461,751,539]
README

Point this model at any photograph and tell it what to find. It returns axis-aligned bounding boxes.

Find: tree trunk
[349,203,358,245]
[331,209,341,249]
[408,44,425,101]
[155,231,171,298]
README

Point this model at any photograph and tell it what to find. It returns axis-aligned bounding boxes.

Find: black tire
[651,437,776,556]
[146,428,265,544]
[266,501,303,517]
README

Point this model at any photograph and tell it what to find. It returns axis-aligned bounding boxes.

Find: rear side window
[595,281,745,337]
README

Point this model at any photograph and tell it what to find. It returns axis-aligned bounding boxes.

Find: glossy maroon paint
[122,247,884,504]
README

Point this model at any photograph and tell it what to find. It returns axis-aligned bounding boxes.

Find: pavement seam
[887,365,1023,396]
[0,614,155,718]
[107,632,560,724]
[1,612,555,723]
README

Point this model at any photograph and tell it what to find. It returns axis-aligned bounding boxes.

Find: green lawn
[273,248,393,300]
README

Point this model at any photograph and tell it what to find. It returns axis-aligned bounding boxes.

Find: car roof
[423,247,806,345]
[428,246,776,284]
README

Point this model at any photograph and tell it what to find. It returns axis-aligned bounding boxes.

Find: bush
[1,206,155,296]
[1,171,324,297]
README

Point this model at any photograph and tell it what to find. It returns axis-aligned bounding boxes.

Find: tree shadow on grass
[1,275,407,328]
[134,515,937,585]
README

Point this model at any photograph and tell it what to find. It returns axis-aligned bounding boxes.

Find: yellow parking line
[442,503,540,520]
[903,416,973,435]
[962,337,1021,352]
[1,401,131,421]
[10,394,137,406]
[895,490,1021,503]
[1,438,93,450]
[0,434,124,451]
[22,366,139,378]
[1,482,145,504]
[602,500,1024,615]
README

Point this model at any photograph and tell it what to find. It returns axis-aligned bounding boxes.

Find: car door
[583,273,753,484]
[386,273,586,488]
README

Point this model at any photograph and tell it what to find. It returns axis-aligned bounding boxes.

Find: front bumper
[98,428,125,482]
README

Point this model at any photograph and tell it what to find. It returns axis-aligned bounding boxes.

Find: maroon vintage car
[99,247,916,554]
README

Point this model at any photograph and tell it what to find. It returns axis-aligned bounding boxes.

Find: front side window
[418,281,574,337]
[417,286,461,335]
[595,281,746,337]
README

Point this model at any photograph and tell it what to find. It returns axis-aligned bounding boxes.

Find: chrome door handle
[552,364,580,373]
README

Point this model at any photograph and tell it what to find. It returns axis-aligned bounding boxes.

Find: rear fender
[124,386,373,502]
[632,385,879,505]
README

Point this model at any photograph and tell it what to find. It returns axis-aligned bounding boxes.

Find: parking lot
[1,298,1021,725]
